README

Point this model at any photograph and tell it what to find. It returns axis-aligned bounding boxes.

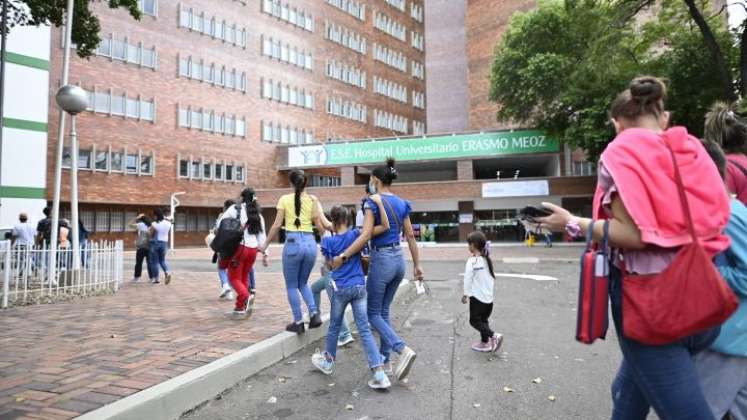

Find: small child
[462,231,503,353]
[311,201,391,389]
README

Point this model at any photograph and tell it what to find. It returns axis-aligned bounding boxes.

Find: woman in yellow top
[261,170,332,334]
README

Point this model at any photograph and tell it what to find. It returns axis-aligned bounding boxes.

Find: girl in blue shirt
[311,199,392,389]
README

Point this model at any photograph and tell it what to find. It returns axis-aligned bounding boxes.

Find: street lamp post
[55,85,88,270]
[48,0,76,286]
[170,192,186,252]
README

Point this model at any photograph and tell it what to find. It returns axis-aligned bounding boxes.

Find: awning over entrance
[281,129,560,169]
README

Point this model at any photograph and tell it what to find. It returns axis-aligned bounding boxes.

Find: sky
[729,0,747,28]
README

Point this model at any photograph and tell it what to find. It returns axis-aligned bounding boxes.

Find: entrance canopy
[283,129,560,169]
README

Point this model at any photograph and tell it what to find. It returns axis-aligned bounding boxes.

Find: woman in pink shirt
[539,76,731,420]
[705,102,747,205]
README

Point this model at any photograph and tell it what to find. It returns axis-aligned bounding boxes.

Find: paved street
[184,260,621,420]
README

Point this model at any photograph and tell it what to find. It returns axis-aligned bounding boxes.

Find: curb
[77,280,416,420]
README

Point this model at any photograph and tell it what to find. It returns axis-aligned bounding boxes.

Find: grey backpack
[136,228,150,249]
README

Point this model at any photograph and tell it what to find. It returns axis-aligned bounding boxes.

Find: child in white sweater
[462,231,503,353]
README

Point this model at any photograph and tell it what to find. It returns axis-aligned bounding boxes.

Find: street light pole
[69,114,80,269]
[49,0,75,285]
[170,192,185,252]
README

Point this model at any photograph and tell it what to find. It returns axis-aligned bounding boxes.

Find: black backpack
[211,204,244,259]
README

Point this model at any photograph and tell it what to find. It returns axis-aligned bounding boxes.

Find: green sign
[287,130,559,167]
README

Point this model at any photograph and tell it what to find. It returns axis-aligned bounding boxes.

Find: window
[373,76,407,103]
[97,38,111,56]
[310,175,342,187]
[111,94,125,116]
[140,154,153,175]
[413,120,425,135]
[410,2,423,22]
[262,0,314,32]
[261,78,314,110]
[215,163,223,180]
[191,161,201,178]
[203,162,212,179]
[324,21,367,54]
[126,154,138,173]
[126,98,139,118]
[412,60,425,80]
[384,0,406,12]
[187,213,198,232]
[236,166,244,182]
[411,30,424,51]
[373,109,408,133]
[84,88,154,122]
[111,152,123,171]
[326,0,365,21]
[179,159,189,177]
[95,210,109,232]
[110,212,125,232]
[95,91,110,113]
[179,5,248,47]
[175,213,187,232]
[326,59,366,89]
[95,150,108,171]
[412,90,425,109]
[225,165,234,181]
[327,97,367,124]
[260,35,313,71]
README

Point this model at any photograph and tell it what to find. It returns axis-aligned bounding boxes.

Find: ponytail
[289,170,307,229]
[482,244,495,279]
[241,187,262,234]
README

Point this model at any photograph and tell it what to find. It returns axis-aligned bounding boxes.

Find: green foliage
[5,0,140,58]
[489,0,740,160]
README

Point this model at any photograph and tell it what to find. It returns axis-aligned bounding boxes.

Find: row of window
[411,30,424,51]
[177,157,246,183]
[373,109,408,133]
[384,0,406,12]
[412,90,425,109]
[261,35,314,71]
[83,89,155,122]
[95,35,156,69]
[261,0,315,32]
[261,121,315,144]
[326,59,366,89]
[261,79,315,110]
[410,2,423,23]
[325,20,367,55]
[69,210,213,233]
[373,76,407,103]
[177,106,247,137]
[327,97,368,124]
[373,43,407,72]
[327,0,366,21]
[178,55,247,92]
[374,11,407,42]
[62,145,155,176]
[309,175,342,187]
[412,61,425,80]
[413,120,425,136]
[178,5,247,48]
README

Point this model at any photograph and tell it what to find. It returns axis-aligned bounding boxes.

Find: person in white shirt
[462,231,503,353]
[148,208,173,284]
[12,213,36,247]
[217,187,267,319]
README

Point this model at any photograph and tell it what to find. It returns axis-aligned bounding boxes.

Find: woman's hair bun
[386,157,396,168]
[629,76,665,103]
[386,157,397,181]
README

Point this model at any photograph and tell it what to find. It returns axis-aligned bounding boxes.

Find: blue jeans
[325,284,382,369]
[312,274,352,340]
[609,265,719,420]
[282,232,318,322]
[218,268,229,289]
[148,240,169,280]
[249,268,256,290]
[367,247,406,362]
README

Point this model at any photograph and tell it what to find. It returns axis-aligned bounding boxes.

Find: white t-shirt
[355,208,365,228]
[218,204,267,248]
[463,256,495,304]
[12,222,36,246]
[136,222,149,234]
[152,220,172,242]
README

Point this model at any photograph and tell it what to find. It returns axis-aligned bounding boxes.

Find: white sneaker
[395,346,417,381]
[227,291,235,300]
[219,286,232,299]
[132,277,141,283]
[311,350,334,375]
[337,336,355,348]
[368,369,391,389]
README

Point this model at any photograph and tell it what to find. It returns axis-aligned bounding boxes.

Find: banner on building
[287,130,559,168]
[482,180,550,198]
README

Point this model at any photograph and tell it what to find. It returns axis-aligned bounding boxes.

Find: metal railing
[0,240,123,309]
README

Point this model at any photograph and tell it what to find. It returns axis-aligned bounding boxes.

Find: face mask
[368,182,377,195]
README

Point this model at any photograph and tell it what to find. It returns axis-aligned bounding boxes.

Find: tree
[4,0,140,58]
[489,0,738,160]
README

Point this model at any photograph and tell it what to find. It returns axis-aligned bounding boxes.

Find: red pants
[227,246,257,311]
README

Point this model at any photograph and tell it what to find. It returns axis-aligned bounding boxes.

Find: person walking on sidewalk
[693,140,747,420]
[311,228,355,348]
[332,158,424,382]
[311,205,391,389]
[214,200,236,300]
[261,170,330,334]
[130,214,153,282]
[148,208,172,284]
[538,76,731,420]
[218,188,266,319]
[462,231,503,353]
[705,102,747,205]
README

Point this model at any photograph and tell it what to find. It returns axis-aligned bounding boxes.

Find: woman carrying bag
[538,76,734,419]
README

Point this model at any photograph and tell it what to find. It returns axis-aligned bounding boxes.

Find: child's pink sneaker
[490,334,504,353]
[471,341,492,352]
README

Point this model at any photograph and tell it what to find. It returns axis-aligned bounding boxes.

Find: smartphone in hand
[519,206,552,220]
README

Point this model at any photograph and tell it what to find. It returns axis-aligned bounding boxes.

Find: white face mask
[368,181,377,195]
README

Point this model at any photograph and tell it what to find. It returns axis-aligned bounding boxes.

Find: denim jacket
[712,199,747,357]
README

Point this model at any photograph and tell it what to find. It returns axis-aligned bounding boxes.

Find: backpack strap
[381,196,401,233]
[729,159,747,177]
